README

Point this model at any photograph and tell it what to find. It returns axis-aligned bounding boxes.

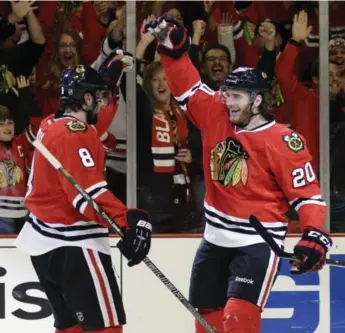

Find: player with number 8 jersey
[15,55,152,333]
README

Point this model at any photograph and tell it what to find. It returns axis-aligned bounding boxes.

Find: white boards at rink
[0,236,344,333]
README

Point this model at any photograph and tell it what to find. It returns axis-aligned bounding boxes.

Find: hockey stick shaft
[31,139,217,333]
[249,215,345,268]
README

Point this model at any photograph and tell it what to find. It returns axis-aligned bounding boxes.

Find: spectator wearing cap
[329,39,345,106]
[301,2,345,78]
[329,38,345,74]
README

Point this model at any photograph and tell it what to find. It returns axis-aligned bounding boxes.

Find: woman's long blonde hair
[44,28,81,89]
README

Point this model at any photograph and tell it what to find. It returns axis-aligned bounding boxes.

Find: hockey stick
[248,215,345,268]
[30,139,217,333]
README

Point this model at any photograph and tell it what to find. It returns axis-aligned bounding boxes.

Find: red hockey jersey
[0,119,40,218]
[160,53,326,248]
[0,134,30,218]
[16,115,127,256]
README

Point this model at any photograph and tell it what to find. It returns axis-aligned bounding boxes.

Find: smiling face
[329,44,345,72]
[222,89,253,125]
[329,62,342,90]
[58,33,78,68]
[203,48,231,87]
[220,88,264,128]
[0,106,14,142]
[0,119,14,142]
[151,68,171,105]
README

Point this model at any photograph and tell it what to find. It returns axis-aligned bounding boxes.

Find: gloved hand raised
[98,49,134,89]
[117,209,152,267]
[144,16,190,59]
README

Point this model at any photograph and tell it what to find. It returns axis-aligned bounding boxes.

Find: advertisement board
[0,237,344,333]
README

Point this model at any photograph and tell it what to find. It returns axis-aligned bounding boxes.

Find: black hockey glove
[98,49,134,90]
[117,209,152,267]
[144,16,190,59]
[291,227,332,274]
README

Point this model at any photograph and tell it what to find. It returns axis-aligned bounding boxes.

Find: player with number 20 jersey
[144,16,332,333]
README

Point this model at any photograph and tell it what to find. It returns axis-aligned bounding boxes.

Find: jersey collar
[234,119,276,134]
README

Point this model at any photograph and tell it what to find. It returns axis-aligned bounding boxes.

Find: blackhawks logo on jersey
[0,159,23,188]
[210,137,249,187]
[283,132,304,153]
[66,120,87,133]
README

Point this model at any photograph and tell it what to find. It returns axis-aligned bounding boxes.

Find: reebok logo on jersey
[235,276,254,285]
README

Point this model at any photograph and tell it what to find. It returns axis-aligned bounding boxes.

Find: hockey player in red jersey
[145,17,332,333]
[15,58,152,333]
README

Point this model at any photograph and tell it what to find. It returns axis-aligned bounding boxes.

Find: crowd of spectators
[0,0,344,235]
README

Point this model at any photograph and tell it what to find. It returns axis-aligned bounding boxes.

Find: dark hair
[247,91,272,120]
[0,105,12,121]
[257,91,273,120]
[202,44,232,64]
[311,59,339,79]
[0,17,15,44]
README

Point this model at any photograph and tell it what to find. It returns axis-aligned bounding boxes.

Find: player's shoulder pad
[65,120,88,133]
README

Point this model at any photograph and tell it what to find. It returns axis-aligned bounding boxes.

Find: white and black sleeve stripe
[176,81,214,111]
[232,20,243,40]
[72,181,108,214]
[290,195,326,211]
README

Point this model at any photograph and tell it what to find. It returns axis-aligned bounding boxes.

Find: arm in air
[144,16,216,130]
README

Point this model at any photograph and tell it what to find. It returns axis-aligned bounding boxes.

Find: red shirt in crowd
[275,40,319,174]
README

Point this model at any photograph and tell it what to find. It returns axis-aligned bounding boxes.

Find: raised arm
[275,11,313,103]
[92,48,134,136]
[145,17,215,130]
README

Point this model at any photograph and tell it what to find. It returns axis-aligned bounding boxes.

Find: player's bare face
[151,69,171,105]
[0,119,15,142]
[203,49,231,84]
[59,34,77,69]
[222,90,252,126]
